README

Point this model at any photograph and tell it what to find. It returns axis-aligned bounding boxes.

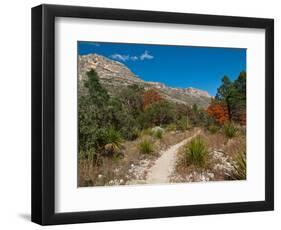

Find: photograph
[78,41,247,187]
[29,3,274,226]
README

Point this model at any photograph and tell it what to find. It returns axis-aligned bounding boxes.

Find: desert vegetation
[78,68,246,186]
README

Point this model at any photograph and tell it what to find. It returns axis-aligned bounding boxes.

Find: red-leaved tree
[143,89,163,110]
[207,101,229,125]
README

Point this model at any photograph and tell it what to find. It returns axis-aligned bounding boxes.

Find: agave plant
[103,128,123,156]
[185,136,208,167]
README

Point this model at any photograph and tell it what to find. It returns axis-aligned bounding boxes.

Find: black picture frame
[31,4,274,225]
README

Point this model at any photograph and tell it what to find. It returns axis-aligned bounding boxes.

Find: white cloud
[130,56,138,61]
[110,54,129,62]
[140,50,154,60]
[110,50,154,62]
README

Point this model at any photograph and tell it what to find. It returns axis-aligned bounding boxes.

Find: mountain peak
[78,53,211,107]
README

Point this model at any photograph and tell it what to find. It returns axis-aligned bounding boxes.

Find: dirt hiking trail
[146,129,201,184]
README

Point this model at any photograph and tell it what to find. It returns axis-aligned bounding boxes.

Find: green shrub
[232,151,246,180]
[105,128,122,146]
[184,136,208,166]
[139,139,154,154]
[142,101,176,127]
[131,128,141,140]
[223,122,238,138]
[120,126,140,140]
[154,129,163,139]
[151,127,164,139]
[176,117,190,131]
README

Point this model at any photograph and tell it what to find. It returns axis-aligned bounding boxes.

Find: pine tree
[215,75,235,121]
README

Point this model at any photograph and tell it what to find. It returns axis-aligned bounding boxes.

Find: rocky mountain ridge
[78,53,211,107]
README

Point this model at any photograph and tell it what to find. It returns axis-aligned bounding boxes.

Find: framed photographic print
[31,4,274,225]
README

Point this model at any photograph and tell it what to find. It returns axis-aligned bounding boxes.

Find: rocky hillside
[78,54,211,107]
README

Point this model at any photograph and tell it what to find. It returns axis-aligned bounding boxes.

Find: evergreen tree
[215,75,235,120]
[78,69,111,155]
[215,72,246,124]
[232,71,246,124]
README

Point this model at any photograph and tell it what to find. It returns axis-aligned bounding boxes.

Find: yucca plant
[103,128,123,155]
[232,151,246,180]
[139,139,154,154]
[185,136,208,167]
[223,122,238,138]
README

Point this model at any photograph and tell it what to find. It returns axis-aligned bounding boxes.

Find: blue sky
[78,41,246,96]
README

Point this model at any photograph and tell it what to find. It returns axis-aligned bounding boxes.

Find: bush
[120,124,140,140]
[232,151,246,180]
[139,139,154,154]
[176,117,190,131]
[151,126,164,139]
[184,136,208,167]
[142,101,176,127]
[154,129,163,139]
[223,122,238,138]
[130,128,141,140]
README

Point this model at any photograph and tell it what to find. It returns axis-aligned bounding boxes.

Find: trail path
[146,129,200,184]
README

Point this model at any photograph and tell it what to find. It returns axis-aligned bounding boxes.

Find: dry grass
[79,127,246,186]
[202,131,226,150]
[172,128,246,183]
[202,128,246,159]
[78,128,194,187]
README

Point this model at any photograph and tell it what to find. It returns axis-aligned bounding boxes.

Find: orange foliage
[143,89,163,109]
[207,102,229,125]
